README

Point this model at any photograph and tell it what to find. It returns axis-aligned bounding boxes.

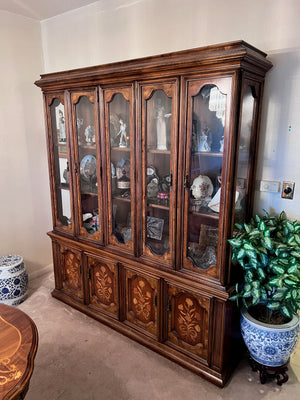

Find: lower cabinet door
[124,266,160,340]
[167,284,210,362]
[59,244,84,301]
[87,255,119,318]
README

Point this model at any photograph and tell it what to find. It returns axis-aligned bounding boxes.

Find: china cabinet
[35,41,272,387]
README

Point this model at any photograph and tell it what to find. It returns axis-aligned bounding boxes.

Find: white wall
[0,11,52,276]
[40,0,300,220]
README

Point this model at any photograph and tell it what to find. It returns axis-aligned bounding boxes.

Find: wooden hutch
[35,41,272,386]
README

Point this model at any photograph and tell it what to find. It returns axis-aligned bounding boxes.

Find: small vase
[0,255,28,305]
[241,308,300,367]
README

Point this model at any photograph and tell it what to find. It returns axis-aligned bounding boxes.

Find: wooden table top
[0,304,38,400]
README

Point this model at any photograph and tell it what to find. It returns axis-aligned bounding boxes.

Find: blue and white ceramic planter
[0,255,28,305]
[241,308,300,367]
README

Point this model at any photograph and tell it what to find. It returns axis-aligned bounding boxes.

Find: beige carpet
[18,271,300,400]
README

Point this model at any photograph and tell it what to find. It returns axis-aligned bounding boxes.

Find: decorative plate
[80,155,97,182]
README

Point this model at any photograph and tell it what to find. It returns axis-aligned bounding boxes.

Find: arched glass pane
[187,84,226,270]
[50,99,72,228]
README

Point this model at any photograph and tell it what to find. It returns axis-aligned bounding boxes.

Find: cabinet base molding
[51,287,236,387]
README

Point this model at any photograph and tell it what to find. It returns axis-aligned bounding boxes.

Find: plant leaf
[272,290,285,301]
[272,265,285,275]
[287,264,298,274]
[262,237,272,250]
[280,211,286,221]
[257,267,266,279]
[284,278,298,287]
[259,221,267,232]
[280,305,292,319]
[268,277,282,287]
[234,222,244,230]
[267,301,281,310]
[228,238,243,248]
[255,214,262,224]
[286,221,295,232]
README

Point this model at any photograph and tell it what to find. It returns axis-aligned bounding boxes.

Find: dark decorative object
[249,357,289,385]
[147,217,164,240]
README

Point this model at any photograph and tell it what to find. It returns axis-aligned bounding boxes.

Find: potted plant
[228,210,300,373]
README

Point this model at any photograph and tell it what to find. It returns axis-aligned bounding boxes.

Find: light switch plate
[281,181,295,199]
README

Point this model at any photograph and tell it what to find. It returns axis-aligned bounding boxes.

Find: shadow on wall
[254,47,300,219]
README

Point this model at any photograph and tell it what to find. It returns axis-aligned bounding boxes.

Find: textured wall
[0,11,52,275]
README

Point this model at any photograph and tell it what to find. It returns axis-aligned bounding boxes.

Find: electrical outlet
[281,181,295,199]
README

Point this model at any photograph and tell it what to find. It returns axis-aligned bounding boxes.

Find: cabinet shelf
[190,210,219,219]
[192,151,223,157]
[78,144,96,150]
[59,183,70,190]
[148,149,170,155]
[148,201,169,210]
[111,146,130,152]
[81,191,98,196]
[112,194,131,202]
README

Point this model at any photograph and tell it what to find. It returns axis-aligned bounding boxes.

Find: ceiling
[0,0,98,20]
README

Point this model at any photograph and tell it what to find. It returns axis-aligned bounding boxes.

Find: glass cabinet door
[103,87,135,252]
[71,90,102,242]
[182,78,232,278]
[140,82,178,265]
[47,94,73,233]
[234,80,260,224]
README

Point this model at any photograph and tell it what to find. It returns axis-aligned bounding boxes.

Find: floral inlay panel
[131,277,154,324]
[92,263,114,306]
[174,293,205,347]
[63,250,81,291]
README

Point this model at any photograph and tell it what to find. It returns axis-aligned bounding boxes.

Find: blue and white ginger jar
[0,255,28,305]
[241,308,300,367]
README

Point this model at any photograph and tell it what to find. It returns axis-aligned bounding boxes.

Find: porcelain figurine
[58,110,66,142]
[84,125,95,144]
[198,127,211,152]
[155,100,171,150]
[219,136,224,152]
[117,119,128,148]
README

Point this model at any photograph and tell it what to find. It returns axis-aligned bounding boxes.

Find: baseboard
[28,264,53,280]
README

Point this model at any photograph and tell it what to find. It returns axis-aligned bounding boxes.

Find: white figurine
[58,110,66,142]
[155,100,171,150]
[117,119,128,148]
[219,136,224,153]
[84,125,95,144]
[198,127,211,152]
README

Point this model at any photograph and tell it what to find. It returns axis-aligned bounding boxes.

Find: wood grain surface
[0,304,38,400]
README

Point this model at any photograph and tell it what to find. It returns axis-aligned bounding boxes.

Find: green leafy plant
[228,211,300,322]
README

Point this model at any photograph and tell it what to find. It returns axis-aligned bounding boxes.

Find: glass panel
[50,99,72,228]
[234,85,255,223]
[108,93,132,244]
[75,96,99,235]
[145,90,172,256]
[187,84,226,269]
